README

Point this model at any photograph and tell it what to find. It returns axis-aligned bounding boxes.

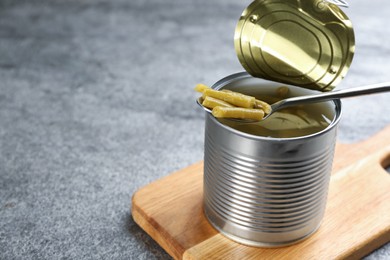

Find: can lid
[234,0,355,91]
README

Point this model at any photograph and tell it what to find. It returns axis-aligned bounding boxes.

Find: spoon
[197,82,390,121]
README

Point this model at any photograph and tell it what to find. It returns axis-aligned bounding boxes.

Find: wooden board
[132,125,390,260]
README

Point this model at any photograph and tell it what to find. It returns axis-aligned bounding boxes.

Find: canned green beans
[203,72,342,247]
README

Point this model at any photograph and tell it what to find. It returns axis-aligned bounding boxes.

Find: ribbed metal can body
[203,73,342,247]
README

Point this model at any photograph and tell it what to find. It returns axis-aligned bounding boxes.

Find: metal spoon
[197,82,390,121]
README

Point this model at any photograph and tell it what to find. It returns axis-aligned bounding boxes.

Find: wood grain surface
[132,125,390,260]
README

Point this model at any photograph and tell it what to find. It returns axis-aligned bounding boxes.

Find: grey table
[0,0,389,259]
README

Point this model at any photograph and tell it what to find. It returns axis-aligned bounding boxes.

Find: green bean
[212,107,265,121]
[202,96,234,109]
[255,99,272,115]
[194,83,211,93]
[202,89,256,108]
[277,86,289,98]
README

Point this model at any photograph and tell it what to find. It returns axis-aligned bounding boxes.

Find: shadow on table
[126,213,172,260]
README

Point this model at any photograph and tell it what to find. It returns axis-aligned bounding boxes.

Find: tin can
[203,72,342,247]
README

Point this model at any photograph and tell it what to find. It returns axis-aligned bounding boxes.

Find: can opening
[210,72,342,140]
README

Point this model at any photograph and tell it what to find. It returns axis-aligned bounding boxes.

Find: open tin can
[202,0,353,247]
[203,72,342,247]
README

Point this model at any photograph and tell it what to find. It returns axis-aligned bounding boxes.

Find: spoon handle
[276,82,390,109]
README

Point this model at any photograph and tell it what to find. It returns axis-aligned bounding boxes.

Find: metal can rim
[208,72,342,142]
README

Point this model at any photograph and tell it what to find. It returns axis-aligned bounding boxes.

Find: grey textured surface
[0,0,389,259]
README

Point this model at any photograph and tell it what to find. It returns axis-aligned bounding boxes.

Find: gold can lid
[234,0,355,91]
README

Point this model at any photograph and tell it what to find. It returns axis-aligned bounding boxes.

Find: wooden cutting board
[132,125,390,260]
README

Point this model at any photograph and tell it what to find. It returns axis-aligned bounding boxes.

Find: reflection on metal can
[203,73,342,247]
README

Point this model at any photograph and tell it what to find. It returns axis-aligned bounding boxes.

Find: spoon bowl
[197,82,390,122]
